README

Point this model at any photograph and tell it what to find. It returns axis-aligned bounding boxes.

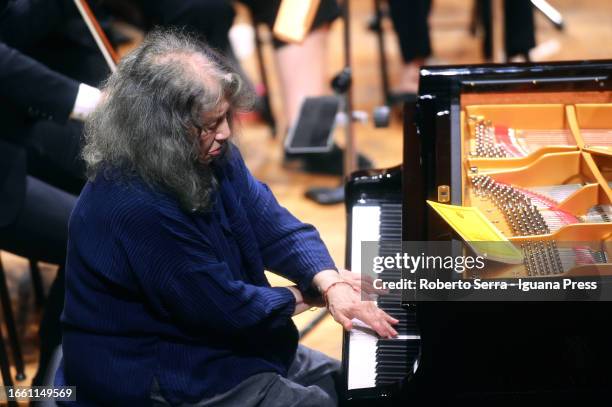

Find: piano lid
[418,59,612,97]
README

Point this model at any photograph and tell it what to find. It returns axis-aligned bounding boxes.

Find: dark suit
[0,36,81,258]
[0,38,78,255]
[0,141,26,228]
[0,1,83,252]
[0,0,109,195]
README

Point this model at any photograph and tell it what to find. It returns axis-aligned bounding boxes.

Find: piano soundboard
[461,103,612,279]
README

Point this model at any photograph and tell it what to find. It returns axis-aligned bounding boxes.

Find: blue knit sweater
[55,146,336,406]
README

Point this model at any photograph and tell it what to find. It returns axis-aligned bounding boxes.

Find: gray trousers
[151,345,341,407]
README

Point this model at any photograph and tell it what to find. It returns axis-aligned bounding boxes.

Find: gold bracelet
[322,281,358,307]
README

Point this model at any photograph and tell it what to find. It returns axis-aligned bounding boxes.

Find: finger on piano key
[385,313,399,325]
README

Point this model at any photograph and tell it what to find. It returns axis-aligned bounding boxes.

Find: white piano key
[350,206,381,276]
[348,206,381,390]
[347,328,378,389]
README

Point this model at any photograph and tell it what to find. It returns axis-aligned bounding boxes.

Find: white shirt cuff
[70,83,102,121]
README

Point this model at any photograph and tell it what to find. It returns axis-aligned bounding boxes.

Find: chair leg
[0,333,18,407]
[253,24,277,136]
[0,328,14,386]
[29,259,45,308]
[0,258,26,381]
[373,0,392,106]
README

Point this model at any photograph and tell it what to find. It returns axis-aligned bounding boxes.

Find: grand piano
[343,60,612,405]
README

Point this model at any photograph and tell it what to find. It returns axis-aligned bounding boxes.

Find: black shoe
[388,92,417,106]
[285,144,373,176]
[304,185,345,205]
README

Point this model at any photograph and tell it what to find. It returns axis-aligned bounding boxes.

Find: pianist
[56,30,398,406]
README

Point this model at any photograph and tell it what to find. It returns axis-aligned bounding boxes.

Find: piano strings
[468,116,574,158]
[580,129,612,147]
[470,175,609,276]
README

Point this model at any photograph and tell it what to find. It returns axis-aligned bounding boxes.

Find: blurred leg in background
[134,0,236,53]
[387,0,432,94]
[479,0,536,61]
[273,25,331,128]
[243,0,375,175]
[242,0,341,126]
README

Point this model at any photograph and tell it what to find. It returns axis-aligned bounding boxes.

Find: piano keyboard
[346,203,420,392]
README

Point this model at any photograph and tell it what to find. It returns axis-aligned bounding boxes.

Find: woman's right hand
[325,282,398,338]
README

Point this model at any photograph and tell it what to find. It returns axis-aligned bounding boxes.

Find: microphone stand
[305,0,357,205]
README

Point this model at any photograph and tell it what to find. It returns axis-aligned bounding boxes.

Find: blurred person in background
[388,0,432,95]
[479,0,536,61]
[385,0,536,94]
[123,0,340,128]
[104,0,369,175]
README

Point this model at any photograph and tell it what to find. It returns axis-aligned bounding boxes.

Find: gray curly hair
[83,29,254,212]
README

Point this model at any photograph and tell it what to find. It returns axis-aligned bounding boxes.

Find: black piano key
[377,362,412,369]
[376,370,410,377]
[375,201,419,389]
[377,346,419,353]
[382,306,409,311]
[376,358,412,365]
[377,337,416,344]
[377,356,411,362]
[377,344,413,352]
[375,375,407,385]
[380,310,410,317]
[380,303,415,310]
[375,368,410,377]
[376,380,404,385]
[378,306,407,312]
[377,348,412,355]
[377,345,415,352]
[376,350,411,358]
[376,378,406,385]
[391,327,414,335]
[376,368,410,376]
[377,340,416,348]
[377,357,410,364]
[377,359,411,366]
[376,373,408,379]
[377,349,419,358]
